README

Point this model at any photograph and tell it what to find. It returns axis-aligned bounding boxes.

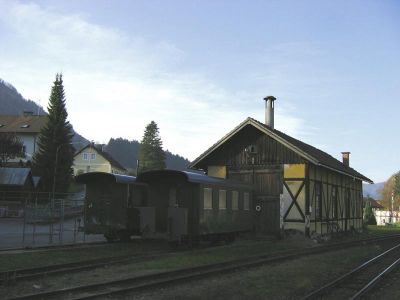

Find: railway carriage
[136,170,254,243]
[76,170,255,243]
[75,172,154,241]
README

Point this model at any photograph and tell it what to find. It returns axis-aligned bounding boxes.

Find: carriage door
[254,168,282,234]
[167,186,188,241]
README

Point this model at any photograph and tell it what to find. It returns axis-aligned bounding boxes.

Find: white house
[0,112,47,163]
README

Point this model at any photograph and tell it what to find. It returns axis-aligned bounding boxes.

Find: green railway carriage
[189,96,373,237]
[136,170,254,243]
[76,172,152,241]
[76,170,254,243]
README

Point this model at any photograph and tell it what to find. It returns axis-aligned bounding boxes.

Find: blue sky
[0,0,399,182]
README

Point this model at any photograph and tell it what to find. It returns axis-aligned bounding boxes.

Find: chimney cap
[264,96,276,101]
[341,151,351,155]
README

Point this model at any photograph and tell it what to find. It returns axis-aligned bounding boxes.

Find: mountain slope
[105,138,191,171]
[363,182,384,199]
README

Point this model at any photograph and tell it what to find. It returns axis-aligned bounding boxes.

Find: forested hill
[105,138,191,171]
[0,78,88,148]
[0,79,46,115]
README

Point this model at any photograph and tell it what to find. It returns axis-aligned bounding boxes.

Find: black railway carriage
[76,172,152,241]
[136,170,255,243]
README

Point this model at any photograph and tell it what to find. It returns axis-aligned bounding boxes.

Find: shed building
[189,96,373,236]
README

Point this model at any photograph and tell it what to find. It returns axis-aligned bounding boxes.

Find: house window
[204,188,212,210]
[243,192,250,210]
[83,153,88,160]
[90,153,96,160]
[219,190,226,210]
[232,191,239,210]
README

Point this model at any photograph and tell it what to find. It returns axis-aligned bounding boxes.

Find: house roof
[0,115,47,133]
[364,198,384,209]
[189,117,373,183]
[75,144,127,171]
[0,168,32,186]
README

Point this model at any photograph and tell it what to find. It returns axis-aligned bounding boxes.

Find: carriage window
[232,191,239,210]
[219,190,227,210]
[243,192,250,210]
[204,188,212,209]
[169,187,177,207]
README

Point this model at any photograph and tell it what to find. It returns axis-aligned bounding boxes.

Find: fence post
[59,198,64,243]
[32,195,37,245]
[49,192,53,244]
[22,196,27,247]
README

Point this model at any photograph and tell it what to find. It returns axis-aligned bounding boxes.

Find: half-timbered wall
[308,164,363,235]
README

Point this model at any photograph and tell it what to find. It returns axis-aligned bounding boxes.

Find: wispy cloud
[0,1,311,160]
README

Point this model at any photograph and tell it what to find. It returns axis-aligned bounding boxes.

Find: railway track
[1,233,399,285]
[300,242,400,300]
[5,234,400,300]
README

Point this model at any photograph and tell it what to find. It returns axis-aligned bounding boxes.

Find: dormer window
[0,124,4,128]
[20,124,30,128]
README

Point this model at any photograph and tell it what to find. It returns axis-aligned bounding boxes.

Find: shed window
[204,188,212,210]
[332,186,338,218]
[315,182,322,220]
[219,190,226,210]
[232,191,239,210]
[243,192,250,210]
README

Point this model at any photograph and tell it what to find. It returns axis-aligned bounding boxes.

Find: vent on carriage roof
[0,124,4,128]
[263,96,276,129]
[20,124,30,128]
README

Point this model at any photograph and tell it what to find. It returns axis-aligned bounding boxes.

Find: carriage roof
[75,172,136,185]
[137,169,254,190]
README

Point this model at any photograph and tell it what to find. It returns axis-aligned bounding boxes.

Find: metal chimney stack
[264,96,276,129]
[341,152,350,167]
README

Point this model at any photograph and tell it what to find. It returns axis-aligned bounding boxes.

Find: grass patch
[0,241,169,272]
[129,243,388,300]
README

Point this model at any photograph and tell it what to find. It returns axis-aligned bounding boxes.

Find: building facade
[189,96,373,236]
[73,144,127,175]
[0,113,47,163]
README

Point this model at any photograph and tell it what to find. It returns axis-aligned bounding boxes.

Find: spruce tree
[138,121,166,173]
[33,74,74,193]
[363,200,377,225]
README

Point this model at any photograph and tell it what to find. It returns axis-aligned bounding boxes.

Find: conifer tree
[33,74,74,193]
[363,200,377,225]
[138,121,166,173]
[0,132,24,166]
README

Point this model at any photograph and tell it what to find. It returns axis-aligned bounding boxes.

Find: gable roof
[0,115,47,133]
[75,144,127,171]
[0,168,33,186]
[189,117,373,183]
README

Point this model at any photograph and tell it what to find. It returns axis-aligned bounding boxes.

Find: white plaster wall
[374,210,400,225]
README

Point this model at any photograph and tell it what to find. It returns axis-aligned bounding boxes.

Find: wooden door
[230,167,282,234]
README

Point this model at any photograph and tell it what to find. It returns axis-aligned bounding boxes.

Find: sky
[0,0,399,183]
